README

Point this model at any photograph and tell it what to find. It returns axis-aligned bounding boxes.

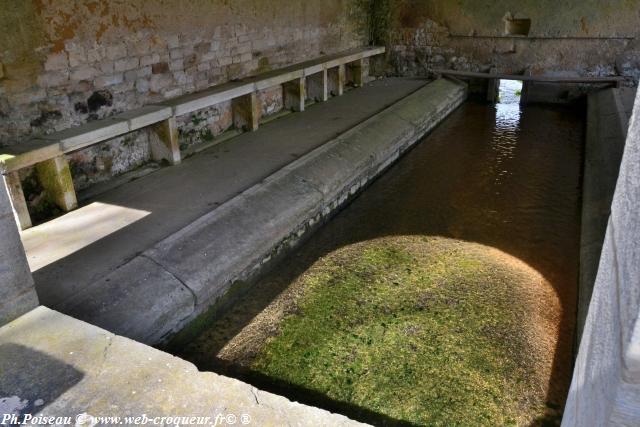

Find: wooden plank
[433,68,625,83]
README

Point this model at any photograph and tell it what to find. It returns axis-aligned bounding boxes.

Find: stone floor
[0,306,367,426]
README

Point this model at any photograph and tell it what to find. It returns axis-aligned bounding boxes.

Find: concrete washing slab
[22,77,467,345]
[0,306,367,426]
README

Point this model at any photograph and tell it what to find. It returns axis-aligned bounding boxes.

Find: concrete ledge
[563,88,640,426]
[0,306,367,426]
[577,87,636,342]
[49,78,467,345]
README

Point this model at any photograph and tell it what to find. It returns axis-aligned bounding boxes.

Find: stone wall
[381,0,640,84]
[0,0,367,195]
[562,80,640,427]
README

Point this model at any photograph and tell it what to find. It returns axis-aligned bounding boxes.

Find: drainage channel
[174,95,584,426]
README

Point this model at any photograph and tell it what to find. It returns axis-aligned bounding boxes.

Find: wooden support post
[348,58,365,87]
[487,66,498,103]
[329,65,345,96]
[232,92,261,132]
[150,117,181,165]
[307,69,328,102]
[3,172,32,230]
[283,77,306,112]
[35,156,77,213]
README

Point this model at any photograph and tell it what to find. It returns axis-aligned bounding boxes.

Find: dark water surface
[180,98,584,422]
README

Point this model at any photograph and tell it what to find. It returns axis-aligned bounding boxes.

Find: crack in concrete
[140,254,199,308]
[249,387,260,405]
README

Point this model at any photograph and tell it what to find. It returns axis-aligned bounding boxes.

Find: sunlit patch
[489,80,524,189]
[21,202,150,272]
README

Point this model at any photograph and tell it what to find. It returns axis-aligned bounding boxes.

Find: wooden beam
[432,68,625,84]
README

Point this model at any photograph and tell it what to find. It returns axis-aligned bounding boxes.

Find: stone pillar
[150,117,182,165]
[283,77,306,112]
[486,66,498,103]
[328,65,345,97]
[3,172,32,230]
[348,58,365,87]
[307,69,328,102]
[35,156,78,212]
[232,92,261,132]
[0,178,38,326]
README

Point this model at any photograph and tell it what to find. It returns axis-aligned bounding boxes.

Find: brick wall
[0,0,368,197]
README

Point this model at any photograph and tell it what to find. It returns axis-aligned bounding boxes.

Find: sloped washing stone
[42,78,467,346]
[146,175,325,308]
[0,306,367,426]
[59,256,194,344]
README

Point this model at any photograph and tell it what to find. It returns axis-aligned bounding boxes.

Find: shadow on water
[176,97,584,426]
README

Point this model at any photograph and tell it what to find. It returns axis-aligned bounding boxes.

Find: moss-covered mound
[188,236,562,426]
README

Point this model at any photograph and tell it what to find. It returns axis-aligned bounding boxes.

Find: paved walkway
[21,78,429,308]
[0,306,367,426]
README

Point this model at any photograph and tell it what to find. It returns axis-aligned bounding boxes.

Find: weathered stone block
[44,52,68,71]
[35,156,78,212]
[106,44,127,61]
[0,182,37,326]
[114,57,139,72]
[94,73,123,87]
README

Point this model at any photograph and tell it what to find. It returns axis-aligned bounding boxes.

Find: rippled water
[182,97,584,414]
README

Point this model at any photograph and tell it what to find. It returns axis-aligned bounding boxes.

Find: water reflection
[491,79,523,191]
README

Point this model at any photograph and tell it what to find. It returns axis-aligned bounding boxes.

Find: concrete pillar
[520,70,532,106]
[0,178,38,326]
[348,58,365,87]
[3,172,32,230]
[283,77,306,112]
[329,65,345,97]
[486,66,499,103]
[35,155,77,213]
[232,92,261,132]
[307,69,328,102]
[150,117,182,165]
